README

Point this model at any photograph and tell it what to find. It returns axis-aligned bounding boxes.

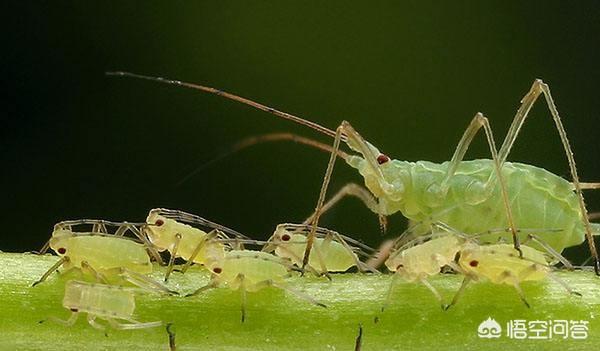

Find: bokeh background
[3,2,600,263]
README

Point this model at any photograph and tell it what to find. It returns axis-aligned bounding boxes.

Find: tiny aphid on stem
[144,208,250,282]
[33,220,175,295]
[446,243,581,309]
[41,280,162,331]
[106,71,600,275]
[263,223,377,276]
[185,249,326,322]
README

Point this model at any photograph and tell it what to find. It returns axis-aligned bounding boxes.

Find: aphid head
[49,233,71,257]
[342,122,407,203]
[144,211,173,248]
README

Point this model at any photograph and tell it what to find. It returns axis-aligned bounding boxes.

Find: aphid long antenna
[106,71,342,140]
[176,132,350,186]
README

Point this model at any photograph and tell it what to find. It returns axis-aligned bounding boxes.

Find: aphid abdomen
[63,281,136,319]
[65,236,152,274]
[315,239,357,272]
[217,251,289,288]
[396,160,582,253]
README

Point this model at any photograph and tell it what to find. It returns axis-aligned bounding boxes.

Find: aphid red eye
[281,234,291,241]
[377,154,390,164]
[155,219,164,226]
[212,267,222,274]
[469,260,479,267]
[57,247,67,255]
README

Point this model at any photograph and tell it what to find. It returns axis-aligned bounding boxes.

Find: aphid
[263,223,376,275]
[144,208,251,281]
[106,71,600,273]
[43,280,162,330]
[33,220,175,294]
[186,249,326,322]
[446,243,581,309]
[382,225,466,310]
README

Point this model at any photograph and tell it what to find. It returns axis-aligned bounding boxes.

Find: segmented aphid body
[266,224,373,273]
[50,280,162,330]
[349,156,590,253]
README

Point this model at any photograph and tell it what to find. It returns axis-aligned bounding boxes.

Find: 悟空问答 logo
[478,317,502,338]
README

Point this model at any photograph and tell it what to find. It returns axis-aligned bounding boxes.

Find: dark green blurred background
[3,2,599,262]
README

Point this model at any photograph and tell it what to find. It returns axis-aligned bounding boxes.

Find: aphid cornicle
[263,223,376,275]
[106,71,600,274]
[446,243,581,309]
[144,208,250,281]
[43,280,162,330]
[186,249,326,322]
[33,220,175,295]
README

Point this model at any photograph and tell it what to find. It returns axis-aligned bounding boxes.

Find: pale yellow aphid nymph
[33,222,175,295]
[264,223,375,275]
[447,243,579,309]
[382,232,464,310]
[144,208,250,281]
[186,249,326,322]
[44,280,162,330]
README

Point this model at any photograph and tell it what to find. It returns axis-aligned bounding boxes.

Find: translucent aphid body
[265,224,374,274]
[447,243,579,308]
[144,208,251,281]
[385,234,462,281]
[47,280,162,330]
[350,157,589,252]
[187,249,326,321]
[34,222,174,294]
[50,229,152,274]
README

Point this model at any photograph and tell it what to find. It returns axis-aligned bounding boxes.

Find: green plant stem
[1,252,599,350]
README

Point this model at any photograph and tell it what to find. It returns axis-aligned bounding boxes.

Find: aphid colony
[35,73,596,341]
[35,207,581,332]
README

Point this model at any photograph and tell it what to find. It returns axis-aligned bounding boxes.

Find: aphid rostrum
[43,280,162,330]
[186,249,326,322]
[106,72,600,274]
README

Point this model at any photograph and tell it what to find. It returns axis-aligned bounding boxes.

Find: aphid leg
[107,318,162,330]
[45,311,80,326]
[117,268,178,295]
[500,270,530,308]
[32,256,69,287]
[166,323,177,351]
[547,272,582,297]
[164,233,182,282]
[419,278,447,310]
[237,274,247,323]
[80,261,109,284]
[257,279,327,308]
[179,230,220,274]
[131,225,164,265]
[302,183,384,232]
[86,314,107,330]
[37,239,51,255]
[381,272,401,312]
[439,113,520,257]
[445,276,472,310]
[185,280,219,298]
[92,221,108,234]
[365,239,395,270]
[524,234,574,270]
[498,80,600,274]
[354,324,363,351]
[303,125,344,273]
[330,230,379,273]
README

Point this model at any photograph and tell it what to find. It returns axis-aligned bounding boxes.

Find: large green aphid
[43,280,162,331]
[106,72,600,274]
